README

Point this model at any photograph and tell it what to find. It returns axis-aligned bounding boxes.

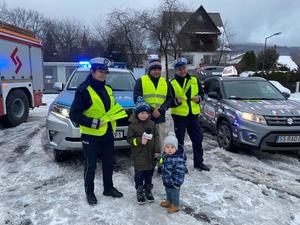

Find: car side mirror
[282,92,290,99]
[208,91,220,99]
[53,82,64,92]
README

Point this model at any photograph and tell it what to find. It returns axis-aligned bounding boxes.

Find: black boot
[86,192,97,206]
[137,186,146,205]
[184,152,188,174]
[103,187,123,198]
[194,163,210,171]
[145,184,154,203]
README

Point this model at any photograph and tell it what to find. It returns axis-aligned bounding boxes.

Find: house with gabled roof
[161,5,231,72]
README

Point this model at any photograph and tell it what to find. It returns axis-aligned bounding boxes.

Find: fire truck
[0,22,43,127]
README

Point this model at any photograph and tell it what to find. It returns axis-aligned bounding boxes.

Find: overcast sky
[2,0,300,46]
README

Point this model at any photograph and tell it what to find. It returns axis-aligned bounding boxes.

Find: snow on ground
[0,95,300,225]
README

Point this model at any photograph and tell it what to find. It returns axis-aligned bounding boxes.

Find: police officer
[134,59,173,150]
[169,58,210,171]
[70,57,124,206]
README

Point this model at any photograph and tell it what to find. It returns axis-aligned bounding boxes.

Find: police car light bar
[79,61,91,68]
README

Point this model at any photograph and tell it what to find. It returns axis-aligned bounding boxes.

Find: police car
[46,62,135,160]
[200,75,300,152]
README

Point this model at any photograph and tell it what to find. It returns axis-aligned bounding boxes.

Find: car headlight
[237,111,266,125]
[51,103,70,118]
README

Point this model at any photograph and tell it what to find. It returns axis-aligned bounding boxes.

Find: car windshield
[67,70,136,91]
[223,80,285,100]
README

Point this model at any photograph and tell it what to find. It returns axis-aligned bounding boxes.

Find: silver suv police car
[46,66,135,161]
[200,76,300,151]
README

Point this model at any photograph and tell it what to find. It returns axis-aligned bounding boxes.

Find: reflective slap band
[133,138,138,146]
[159,158,163,164]
[91,119,98,129]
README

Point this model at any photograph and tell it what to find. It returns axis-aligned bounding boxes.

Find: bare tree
[105,9,147,68]
[139,0,186,79]
[94,21,129,63]
[44,19,84,61]
[0,2,8,21]
[0,6,46,39]
[217,21,234,65]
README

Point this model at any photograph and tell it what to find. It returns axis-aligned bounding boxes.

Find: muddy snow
[0,94,300,225]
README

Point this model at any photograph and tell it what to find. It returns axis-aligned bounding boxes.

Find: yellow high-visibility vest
[141,75,168,108]
[170,76,201,116]
[80,85,117,136]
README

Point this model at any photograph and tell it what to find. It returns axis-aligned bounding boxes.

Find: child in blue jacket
[159,132,185,213]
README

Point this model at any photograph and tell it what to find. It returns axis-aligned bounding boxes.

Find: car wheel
[217,121,236,152]
[54,149,68,162]
[3,89,29,127]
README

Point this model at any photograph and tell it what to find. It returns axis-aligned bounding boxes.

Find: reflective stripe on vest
[79,85,116,136]
[141,75,168,108]
[170,76,201,116]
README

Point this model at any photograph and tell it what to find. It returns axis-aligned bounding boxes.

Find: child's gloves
[142,132,153,140]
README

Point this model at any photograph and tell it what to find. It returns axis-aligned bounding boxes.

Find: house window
[199,39,204,47]
[182,55,194,65]
[203,55,212,64]
[44,66,55,76]
[212,55,219,64]
[197,15,204,22]
[43,66,58,91]
[66,66,77,80]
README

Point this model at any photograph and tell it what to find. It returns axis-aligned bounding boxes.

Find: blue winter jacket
[160,150,186,188]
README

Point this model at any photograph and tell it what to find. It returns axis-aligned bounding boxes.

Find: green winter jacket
[127,115,161,171]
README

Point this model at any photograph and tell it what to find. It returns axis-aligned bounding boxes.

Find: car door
[202,78,221,128]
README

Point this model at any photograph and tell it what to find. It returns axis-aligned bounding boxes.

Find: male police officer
[133,59,173,149]
[169,58,210,171]
[70,57,124,206]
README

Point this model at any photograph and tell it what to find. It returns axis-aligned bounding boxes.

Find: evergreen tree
[238,51,257,72]
[257,47,279,70]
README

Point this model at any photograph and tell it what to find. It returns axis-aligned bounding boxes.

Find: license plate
[276,135,300,143]
[114,130,124,139]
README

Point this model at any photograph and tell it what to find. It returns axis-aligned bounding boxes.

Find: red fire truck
[0,22,44,127]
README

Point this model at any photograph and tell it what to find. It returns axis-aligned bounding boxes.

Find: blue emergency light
[79,61,91,68]
[0,57,9,69]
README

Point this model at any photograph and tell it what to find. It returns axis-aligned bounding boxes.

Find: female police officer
[70,57,124,205]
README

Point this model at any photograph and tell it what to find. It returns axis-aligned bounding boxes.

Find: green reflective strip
[108,111,128,121]
[148,102,162,108]
[106,103,124,116]
[101,103,128,123]
[171,80,188,100]
[133,138,137,146]
[143,94,167,99]
[183,80,192,94]
[183,78,188,89]
[242,100,261,102]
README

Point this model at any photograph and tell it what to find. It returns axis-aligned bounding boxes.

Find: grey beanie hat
[163,132,178,150]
